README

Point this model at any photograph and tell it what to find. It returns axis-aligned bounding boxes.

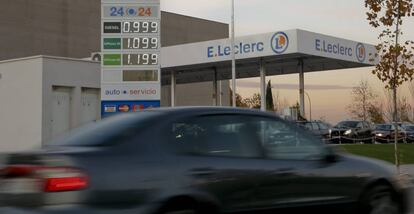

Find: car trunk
[0,147,101,208]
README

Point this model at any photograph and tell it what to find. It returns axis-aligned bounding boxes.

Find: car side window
[171,115,263,158]
[312,122,319,130]
[304,123,313,130]
[261,118,324,160]
[357,122,364,129]
[318,122,328,130]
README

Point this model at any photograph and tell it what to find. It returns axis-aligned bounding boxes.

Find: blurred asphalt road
[401,165,414,176]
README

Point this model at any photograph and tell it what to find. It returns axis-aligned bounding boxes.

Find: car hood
[374,130,391,134]
[332,127,354,131]
[340,153,396,178]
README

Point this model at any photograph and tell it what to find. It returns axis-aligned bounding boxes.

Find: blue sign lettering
[315,39,353,57]
[207,42,265,58]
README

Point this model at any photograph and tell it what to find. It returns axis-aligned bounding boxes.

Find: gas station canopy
[160,29,377,85]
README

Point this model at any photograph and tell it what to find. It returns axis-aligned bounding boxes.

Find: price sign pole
[101,0,161,117]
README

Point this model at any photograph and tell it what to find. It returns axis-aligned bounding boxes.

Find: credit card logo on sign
[104,105,117,113]
[118,104,130,112]
[133,104,144,112]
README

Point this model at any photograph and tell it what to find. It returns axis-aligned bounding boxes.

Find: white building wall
[0,57,43,152]
[42,57,100,143]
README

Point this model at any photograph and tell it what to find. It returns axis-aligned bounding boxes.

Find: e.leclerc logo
[356,43,366,63]
[207,42,264,58]
[271,32,289,54]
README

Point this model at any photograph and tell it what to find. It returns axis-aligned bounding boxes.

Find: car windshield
[405,126,414,131]
[48,112,161,147]
[336,121,359,128]
[376,124,392,131]
[318,122,330,129]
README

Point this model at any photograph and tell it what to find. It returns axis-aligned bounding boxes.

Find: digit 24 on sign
[110,7,154,17]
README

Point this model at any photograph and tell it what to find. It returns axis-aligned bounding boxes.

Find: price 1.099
[123,54,158,66]
[122,21,158,33]
[123,37,158,49]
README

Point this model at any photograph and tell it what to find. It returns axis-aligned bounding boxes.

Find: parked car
[397,122,413,130]
[297,120,331,140]
[329,120,374,144]
[374,124,407,143]
[0,107,411,214]
[402,124,414,143]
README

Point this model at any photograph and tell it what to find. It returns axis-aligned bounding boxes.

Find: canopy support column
[260,58,266,112]
[299,59,305,119]
[213,68,218,106]
[171,70,176,107]
[219,80,223,106]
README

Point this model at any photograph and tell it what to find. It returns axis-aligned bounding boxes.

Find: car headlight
[376,133,383,137]
[344,129,352,135]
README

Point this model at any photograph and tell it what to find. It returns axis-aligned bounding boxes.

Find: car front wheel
[362,185,400,214]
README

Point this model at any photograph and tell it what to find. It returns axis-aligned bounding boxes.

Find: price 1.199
[123,54,158,66]
[122,21,158,33]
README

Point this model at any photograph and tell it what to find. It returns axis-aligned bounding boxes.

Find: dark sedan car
[0,107,411,214]
[329,120,374,144]
[374,124,407,144]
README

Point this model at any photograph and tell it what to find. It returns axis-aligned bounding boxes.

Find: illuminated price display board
[101,0,161,117]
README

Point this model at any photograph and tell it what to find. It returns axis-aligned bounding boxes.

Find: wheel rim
[369,191,399,214]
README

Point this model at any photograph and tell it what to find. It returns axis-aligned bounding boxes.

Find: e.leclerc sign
[161,29,376,69]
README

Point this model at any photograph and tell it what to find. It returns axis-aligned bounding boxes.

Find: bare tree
[398,96,412,121]
[367,103,386,124]
[383,89,412,122]
[347,80,377,121]
[383,89,395,122]
[273,90,290,114]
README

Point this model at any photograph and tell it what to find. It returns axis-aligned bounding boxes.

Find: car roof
[147,106,274,116]
[103,107,282,125]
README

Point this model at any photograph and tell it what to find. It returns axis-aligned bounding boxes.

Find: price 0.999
[123,54,158,66]
[123,21,158,33]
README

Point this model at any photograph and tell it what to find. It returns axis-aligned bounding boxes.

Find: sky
[160,0,414,124]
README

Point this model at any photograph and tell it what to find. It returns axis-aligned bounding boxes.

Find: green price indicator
[103,54,122,66]
[104,38,121,50]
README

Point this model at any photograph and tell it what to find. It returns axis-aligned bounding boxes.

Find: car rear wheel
[158,197,216,214]
[362,185,400,214]
[159,204,198,214]
[163,210,197,214]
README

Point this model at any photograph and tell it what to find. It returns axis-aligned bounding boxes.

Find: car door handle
[190,168,217,176]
